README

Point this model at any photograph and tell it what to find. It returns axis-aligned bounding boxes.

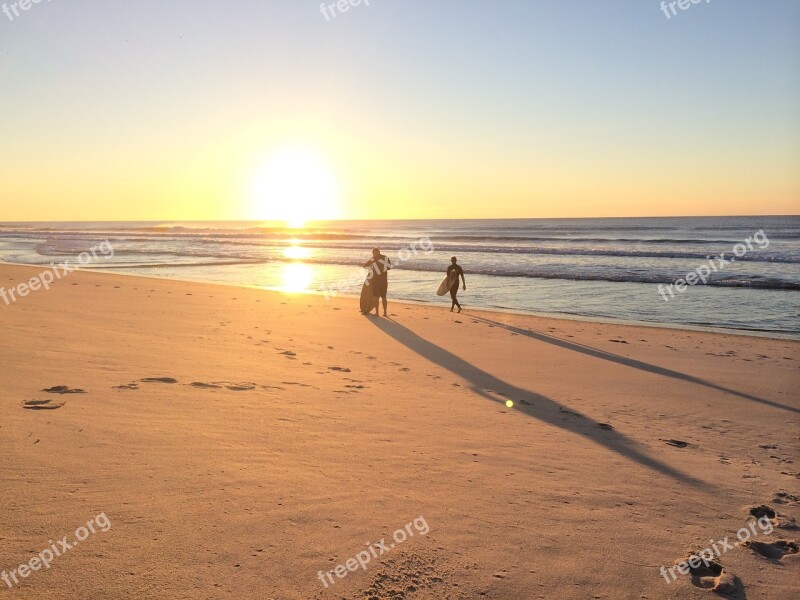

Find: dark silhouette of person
[363,248,391,316]
[447,256,465,312]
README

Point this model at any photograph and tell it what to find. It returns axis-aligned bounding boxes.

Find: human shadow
[469,315,798,415]
[368,317,707,487]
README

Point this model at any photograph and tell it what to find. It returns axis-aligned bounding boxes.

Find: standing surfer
[363,248,392,317]
[447,256,466,312]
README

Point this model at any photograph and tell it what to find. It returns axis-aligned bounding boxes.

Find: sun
[250,147,339,227]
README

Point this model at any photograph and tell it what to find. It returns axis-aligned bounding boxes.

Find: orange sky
[1,1,798,221]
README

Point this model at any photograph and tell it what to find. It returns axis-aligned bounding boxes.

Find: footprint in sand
[113,383,139,390]
[681,556,740,595]
[225,383,256,391]
[772,491,800,505]
[359,552,453,599]
[141,377,178,384]
[750,505,777,522]
[742,540,798,561]
[559,407,581,417]
[22,399,65,410]
[280,350,297,359]
[664,439,689,448]
[190,382,221,389]
[399,367,411,372]
[42,386,86,394]
[328,366,351,373]
[750,505,798,530]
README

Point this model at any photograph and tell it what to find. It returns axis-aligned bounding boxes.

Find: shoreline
[2,259,798,341]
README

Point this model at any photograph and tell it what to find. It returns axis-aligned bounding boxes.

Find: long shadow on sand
[470,315,798,415]
[369,317,707,488]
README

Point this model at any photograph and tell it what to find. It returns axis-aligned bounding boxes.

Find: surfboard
[359,278,373,314]
[436,274,454,296]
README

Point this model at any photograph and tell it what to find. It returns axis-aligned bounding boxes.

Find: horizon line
[2,214,799,224]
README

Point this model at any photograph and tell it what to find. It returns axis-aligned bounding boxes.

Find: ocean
[0,216,798,337]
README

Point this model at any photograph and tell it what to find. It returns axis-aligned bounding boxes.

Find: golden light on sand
[250,147,339,228]
[280,263,314,293]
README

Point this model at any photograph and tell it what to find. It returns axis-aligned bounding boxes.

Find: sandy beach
[0,263,797,599]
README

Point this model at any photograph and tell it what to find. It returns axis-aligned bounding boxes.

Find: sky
[0,0,798,221]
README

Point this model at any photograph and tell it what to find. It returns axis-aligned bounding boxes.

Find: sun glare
[283,244,311,260]
[280,263,314,293]
[250,148,339,227]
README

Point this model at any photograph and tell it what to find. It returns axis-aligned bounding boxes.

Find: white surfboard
[436,274,455,296]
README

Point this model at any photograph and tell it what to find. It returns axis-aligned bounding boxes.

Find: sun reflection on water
[280,263,314,293]
[283,243,311,260]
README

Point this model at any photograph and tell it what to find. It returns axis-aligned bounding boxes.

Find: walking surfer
[447,256,466,312]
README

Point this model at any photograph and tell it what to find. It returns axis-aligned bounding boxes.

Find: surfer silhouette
[447,256,466,312]
[363,248,391,317]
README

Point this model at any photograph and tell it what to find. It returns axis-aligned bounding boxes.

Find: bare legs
[373,296,388,317]
[450,288,462,312]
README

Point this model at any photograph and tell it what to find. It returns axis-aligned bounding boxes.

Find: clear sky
[1,0,798,221]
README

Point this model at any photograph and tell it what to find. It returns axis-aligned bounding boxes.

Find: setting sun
[250,148,339,227]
